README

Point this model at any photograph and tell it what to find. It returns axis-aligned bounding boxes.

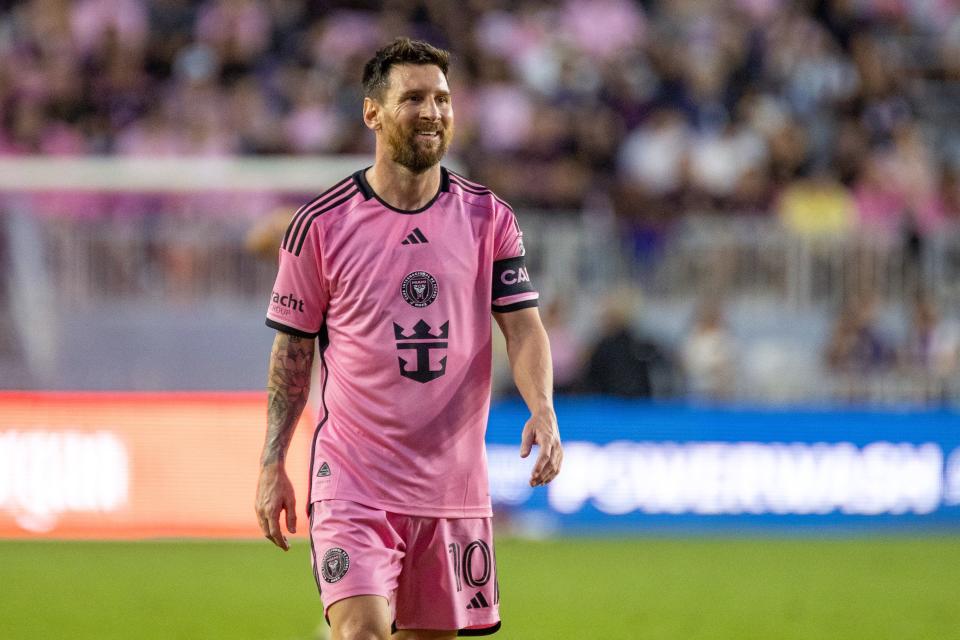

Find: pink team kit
[266,167,538,635]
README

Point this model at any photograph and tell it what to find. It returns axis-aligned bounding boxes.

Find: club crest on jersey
[401,271,438,308]
[321,548,350,583]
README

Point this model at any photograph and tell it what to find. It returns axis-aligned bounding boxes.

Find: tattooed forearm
[261,332,315,466]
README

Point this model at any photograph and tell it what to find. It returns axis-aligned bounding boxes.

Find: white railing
[3,157,960,402]
[679,217,956,308]
[28,210,960,309]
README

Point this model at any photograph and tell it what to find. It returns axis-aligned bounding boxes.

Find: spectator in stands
[9,0,960,407]
[580,291,673,398]
[825,295,894,374]
[681,297,737,401]
[778,165,856,237]
[942,165,960,223]
[3,0,960,228]
[900,295,960,399]
[824,294,898,401]
[618,108,689,203]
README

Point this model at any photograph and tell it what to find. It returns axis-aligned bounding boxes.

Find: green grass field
[1,537,958,640]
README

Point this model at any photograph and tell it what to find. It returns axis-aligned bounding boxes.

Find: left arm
[494,307,563,486]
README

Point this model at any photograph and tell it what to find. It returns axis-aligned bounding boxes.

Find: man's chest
[322,206,493,312]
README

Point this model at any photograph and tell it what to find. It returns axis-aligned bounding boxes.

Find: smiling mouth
[414,131,442,145]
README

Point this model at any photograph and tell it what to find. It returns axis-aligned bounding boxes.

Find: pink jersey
[266,168,538,518]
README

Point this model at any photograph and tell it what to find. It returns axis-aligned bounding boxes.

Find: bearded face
[372,63,455,174]
[382,110,453,174]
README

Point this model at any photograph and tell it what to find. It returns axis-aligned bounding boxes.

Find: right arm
[255,331,315,551]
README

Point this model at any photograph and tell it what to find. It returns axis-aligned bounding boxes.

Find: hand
[255,462,297,551]
[519,410,563,487]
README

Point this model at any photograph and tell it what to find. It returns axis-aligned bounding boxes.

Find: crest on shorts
[401,271,438,308]
[321,547,350,583]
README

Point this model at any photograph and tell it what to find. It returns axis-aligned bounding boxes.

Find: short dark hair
[362,37,450,100]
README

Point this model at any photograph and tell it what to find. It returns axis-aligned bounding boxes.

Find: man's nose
[421,98,441,120]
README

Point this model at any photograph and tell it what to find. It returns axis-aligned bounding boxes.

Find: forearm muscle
[262,332,315,466]
[498,310,554,414]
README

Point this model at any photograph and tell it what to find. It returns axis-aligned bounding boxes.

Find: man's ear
[362,97,380,131]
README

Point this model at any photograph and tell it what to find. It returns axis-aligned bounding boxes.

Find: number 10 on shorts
[448,540,497,597]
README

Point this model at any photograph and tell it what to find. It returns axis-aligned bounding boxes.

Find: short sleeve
[491,202,539,313]
[492,201,525,261]
[265,226,328,338]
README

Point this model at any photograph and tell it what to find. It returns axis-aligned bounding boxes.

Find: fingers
[286,504,298,535]
[530,444,551,487]
[256,499,293,551]
[266,507,290,551]
[256,466,296,551]
[530,442,562,486]
[519,426,535,458]
[257,512,280,549]
[521,414,564,487]
[527,428,563,487]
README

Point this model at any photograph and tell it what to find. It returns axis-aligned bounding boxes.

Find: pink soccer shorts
[309,499,501,635]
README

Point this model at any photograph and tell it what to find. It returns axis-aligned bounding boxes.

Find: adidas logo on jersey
[466,591,490,609]
[317,462,331,477]
[401,228,429,245]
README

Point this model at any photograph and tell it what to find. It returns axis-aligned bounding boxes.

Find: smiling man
[255,38,562,640]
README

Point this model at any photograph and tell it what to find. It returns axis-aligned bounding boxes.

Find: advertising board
[2,393,958,538]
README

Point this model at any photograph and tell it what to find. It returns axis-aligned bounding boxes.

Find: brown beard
[385,119,453,174]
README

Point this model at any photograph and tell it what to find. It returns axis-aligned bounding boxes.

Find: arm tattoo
[262,333,315,466]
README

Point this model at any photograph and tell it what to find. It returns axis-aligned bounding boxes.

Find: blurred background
[0,1,959,639]
[5,0,960,402]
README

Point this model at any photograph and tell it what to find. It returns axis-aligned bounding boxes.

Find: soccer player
[255,38,562,640]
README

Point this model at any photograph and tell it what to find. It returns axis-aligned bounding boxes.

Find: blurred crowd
[3,0,960,235]
[5,0,960,401]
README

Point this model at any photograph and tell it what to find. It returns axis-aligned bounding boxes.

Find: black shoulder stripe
[449,177,514,212]
[449,171,514,209]
[283,177,354,251]
[285,180,356,252]
[291,188,359,256]
[282,205,309,251]
[283,178,350,249]
[283,177,354,250]
[448,170,487,190]
[494,195,514,212]
[449,176,489,194]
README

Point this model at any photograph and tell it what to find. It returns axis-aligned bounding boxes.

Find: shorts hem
[393,620,501,637]
[321,587,391,618]
[459,621,502,636]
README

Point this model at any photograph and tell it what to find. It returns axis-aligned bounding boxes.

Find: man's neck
[365,160,442,211]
